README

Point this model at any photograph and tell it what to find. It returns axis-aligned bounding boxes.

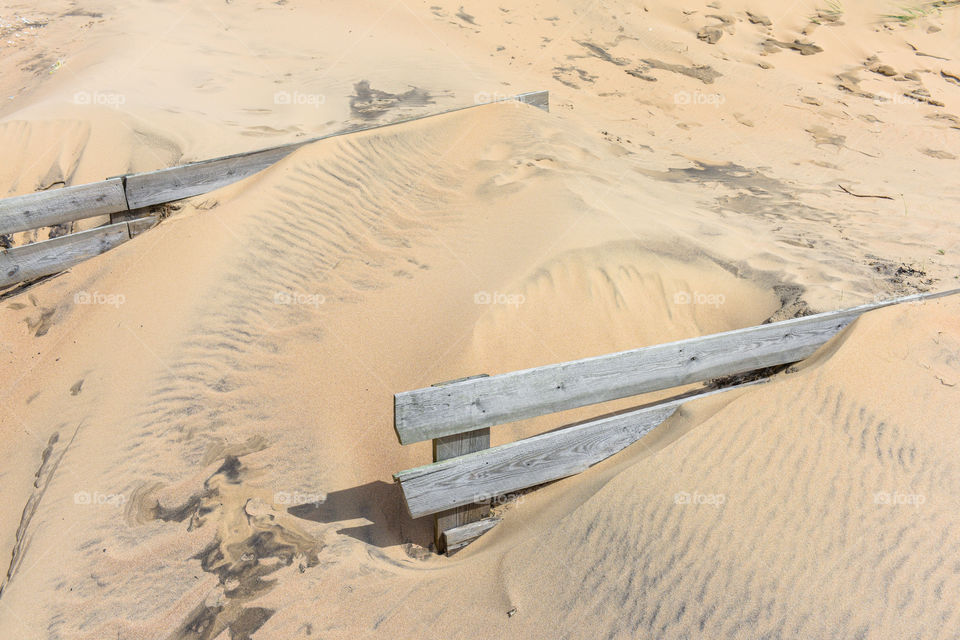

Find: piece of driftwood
[0,179,127,236]
[441,517,502,554]
[395,383,761,518]
[0,219,155,288]
[394,289,959,444]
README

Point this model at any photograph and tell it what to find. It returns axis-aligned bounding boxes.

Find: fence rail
[0,90,549,289]
[393,288,960,552]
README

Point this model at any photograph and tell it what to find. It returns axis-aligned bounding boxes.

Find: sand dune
[1,0,959,638]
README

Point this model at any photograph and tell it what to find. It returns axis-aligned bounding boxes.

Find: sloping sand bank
[1,0,959,638]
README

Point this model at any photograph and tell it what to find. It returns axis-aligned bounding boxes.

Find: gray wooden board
[123,90,550,210]
[123,144,308,210]
[0,221,134,288]
[441,517,501,553]
[433,427,491,551]
[0,179,127,236]
[394,289,960,444]
[431,374,491,551]
[0,91,548,229]
[394,383,765,518]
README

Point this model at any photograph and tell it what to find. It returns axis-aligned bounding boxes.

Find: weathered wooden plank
[395,383,763,518]
[513,90,549,111]
[123,89,551,210]
[0,221,137,288]
[0,179,128,236]
[394,289,960,444]
[433,428,491,551]
[430,374,491,551]
[124,144,307,210]
[127,216,159,237]
[441,517,501,554]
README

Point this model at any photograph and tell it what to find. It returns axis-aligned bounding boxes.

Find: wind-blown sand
[1,1,959,638]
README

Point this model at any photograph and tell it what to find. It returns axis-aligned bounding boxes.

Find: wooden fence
[0,90,549,289]
[393,288,959,553]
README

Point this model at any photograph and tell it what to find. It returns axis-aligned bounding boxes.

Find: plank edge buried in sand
[123,89,551,210]
[441,517,502,554]
[0,218,157,288]
[395,381,765,519]
[393,288,960,445]
[0,179,128,236]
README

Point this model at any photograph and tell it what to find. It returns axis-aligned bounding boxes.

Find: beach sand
[1,1,958,638]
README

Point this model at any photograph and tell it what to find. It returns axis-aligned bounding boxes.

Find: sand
[1,0,959,638]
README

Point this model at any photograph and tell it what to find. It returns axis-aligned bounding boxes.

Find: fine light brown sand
[1,1,959,638]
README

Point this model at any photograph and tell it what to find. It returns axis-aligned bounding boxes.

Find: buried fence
[0,90,550,290]
[392,288,959,554]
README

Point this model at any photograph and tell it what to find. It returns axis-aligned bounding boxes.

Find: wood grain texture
[433,428,491,551]
[124,144,307,210]
[0,91,550,234]
[0,221,134,287]
[0,179,128,236]
[394,289,960,444]
[441,517,501,554]
[123,90,551,210]
[395,383,768,518]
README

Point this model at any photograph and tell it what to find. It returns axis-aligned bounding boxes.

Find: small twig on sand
[838,184,894,200]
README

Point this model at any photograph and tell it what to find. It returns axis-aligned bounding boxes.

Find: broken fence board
[441,517,501,553]
[395,383,764,518]
[394,289,960,445]
[0,179,128,236]
[0,221,145,288]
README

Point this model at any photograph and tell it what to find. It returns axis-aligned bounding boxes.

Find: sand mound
[2,0,959,638]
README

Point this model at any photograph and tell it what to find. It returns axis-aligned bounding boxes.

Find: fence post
[430,374,491,553]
